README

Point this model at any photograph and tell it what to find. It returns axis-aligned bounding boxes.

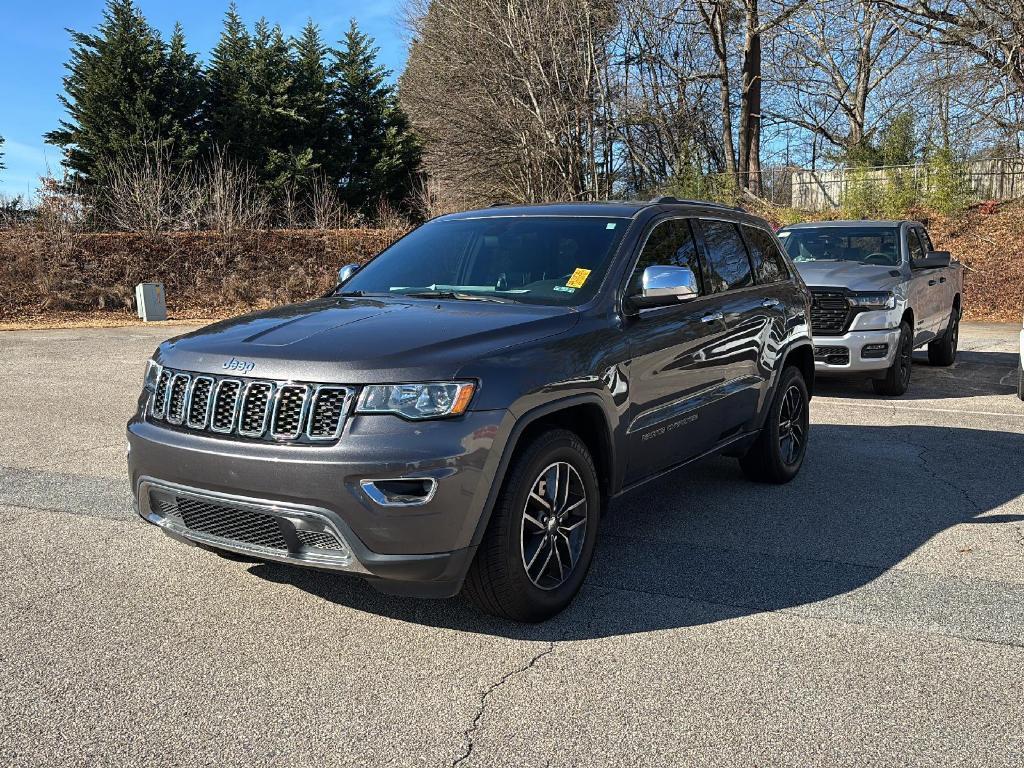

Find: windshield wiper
[334,290,365,297]
[402,290,514,303]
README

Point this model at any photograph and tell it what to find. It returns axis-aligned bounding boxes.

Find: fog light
[862,343,889,359]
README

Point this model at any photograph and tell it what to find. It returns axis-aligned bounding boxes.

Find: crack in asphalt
[451,589,614,767]
[451,642,556,767]
[896,428,984,515]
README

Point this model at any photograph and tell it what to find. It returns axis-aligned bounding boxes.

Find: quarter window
[699,220,753,292]
[742,225,790,283]
[628,219,702,296]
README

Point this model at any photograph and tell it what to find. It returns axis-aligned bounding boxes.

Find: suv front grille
[150,367,350,443]
[810,290,854,335]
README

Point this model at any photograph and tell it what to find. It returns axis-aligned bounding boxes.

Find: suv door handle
[762,298,781,308]
[701,311,724,324]
[939,277,946,283]
[928,279,937,286]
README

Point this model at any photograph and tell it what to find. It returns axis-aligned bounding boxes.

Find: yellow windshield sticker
[566,268,591,289]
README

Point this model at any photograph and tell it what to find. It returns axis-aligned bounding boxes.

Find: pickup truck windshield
[777,226,901,267]
[339,215,630,306]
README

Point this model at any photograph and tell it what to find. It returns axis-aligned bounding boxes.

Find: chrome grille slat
[271,384,312,440]
[186,376,215,429]
[307,386,349,441]
[150,369,349,444]
[152,369,171,418]
[166,373,191,425]
[210,379,242,433]
[238,381,275,437]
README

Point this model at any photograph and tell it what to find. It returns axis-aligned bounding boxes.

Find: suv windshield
[339,215,630,306]
[777,226,901,267]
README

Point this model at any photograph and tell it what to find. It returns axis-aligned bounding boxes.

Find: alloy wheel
[520,461,588,590]
[777,385,807,466]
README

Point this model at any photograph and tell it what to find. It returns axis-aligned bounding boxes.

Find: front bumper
[128,407,515,597]
[813,327,901,375]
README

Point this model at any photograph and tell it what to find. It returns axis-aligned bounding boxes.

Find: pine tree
[328,20,420,214]
[205,4,254,163]
[289,21,331,182]
[158,24,206,165]
[249,19,304,192]
[44,0,196,185]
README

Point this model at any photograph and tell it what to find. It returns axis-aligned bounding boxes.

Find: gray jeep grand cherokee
[128,198,814,621]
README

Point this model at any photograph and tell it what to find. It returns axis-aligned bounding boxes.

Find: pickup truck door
[621,218,744,484]
[905,225,942,344]
[914,226,955,331]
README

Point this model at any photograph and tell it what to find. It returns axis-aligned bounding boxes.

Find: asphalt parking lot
[1,322,1022,767]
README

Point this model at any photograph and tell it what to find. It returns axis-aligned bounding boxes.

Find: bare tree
[767,0,920,162]
[102,146,203,234]
[402,0,616,206]
[202,150,269,235]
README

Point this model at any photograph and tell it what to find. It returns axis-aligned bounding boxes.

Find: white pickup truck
[776,220,963,396]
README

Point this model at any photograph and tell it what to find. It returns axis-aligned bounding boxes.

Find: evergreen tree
[289,21,331,181]
[328,20,420,213]
[45,0,200,185]
[205,4,255,163]
[0,135,5,173]
[206,8,306,193]
[158,24,206,165]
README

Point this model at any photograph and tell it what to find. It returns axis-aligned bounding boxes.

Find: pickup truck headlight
[849,291,895,310]
[356,382,476,420]
[143,359,162,391]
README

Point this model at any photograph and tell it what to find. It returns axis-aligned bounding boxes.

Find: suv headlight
[849,291,895,310]
[143,359,162,391]
[356,382,476,420]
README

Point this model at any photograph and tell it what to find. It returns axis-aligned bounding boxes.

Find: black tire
[872,320,913,396]
[927,305,959,366]
[1018,364,1024,402]
[463,429,600,622]
[739,365,810,484]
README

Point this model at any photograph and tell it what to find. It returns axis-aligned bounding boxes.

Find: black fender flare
[468,393,616,549]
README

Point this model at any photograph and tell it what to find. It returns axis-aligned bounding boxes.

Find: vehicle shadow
[813,350,1020,400]
[249,423,1024,640]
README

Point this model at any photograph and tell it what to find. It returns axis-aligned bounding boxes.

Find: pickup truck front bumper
[813,327,901,375]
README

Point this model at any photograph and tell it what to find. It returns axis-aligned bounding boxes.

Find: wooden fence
[789,158,1024,211]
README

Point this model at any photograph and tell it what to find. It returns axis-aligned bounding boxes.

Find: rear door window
[698,220,753,292]
[742,225,790,283]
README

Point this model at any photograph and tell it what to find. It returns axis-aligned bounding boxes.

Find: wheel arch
[468,395,617,549]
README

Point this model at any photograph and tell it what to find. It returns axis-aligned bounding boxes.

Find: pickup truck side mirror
[912,251,951,270]
[337,263,360,284]
[628,265,700,310]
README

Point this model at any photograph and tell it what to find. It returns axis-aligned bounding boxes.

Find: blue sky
[0,0,408,197]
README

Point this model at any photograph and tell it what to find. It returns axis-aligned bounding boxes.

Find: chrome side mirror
[631,265,700,309]
[337,263,360,284]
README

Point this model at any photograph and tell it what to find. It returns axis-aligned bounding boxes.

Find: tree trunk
[738,0,762,194]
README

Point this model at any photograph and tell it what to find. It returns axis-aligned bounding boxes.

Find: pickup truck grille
[810,290,853,335]
[150,367,350,443]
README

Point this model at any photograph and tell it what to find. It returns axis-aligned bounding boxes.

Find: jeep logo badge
[223,357,256,374]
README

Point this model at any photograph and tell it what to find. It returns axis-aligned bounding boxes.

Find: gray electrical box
[135,282,167,322]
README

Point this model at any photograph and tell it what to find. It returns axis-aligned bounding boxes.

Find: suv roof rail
[648,195,742,211]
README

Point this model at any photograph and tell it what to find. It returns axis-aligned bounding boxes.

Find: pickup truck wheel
[927,306,959,366]
[872,321,913,396]
[463,429,600,622]
[1018,364,1024,401]
[739,365,809,484]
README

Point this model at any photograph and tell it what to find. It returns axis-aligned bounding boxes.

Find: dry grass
[0,227,404,323]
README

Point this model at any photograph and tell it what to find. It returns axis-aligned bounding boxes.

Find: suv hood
[156,296,579,383]
[794,261,904,292]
